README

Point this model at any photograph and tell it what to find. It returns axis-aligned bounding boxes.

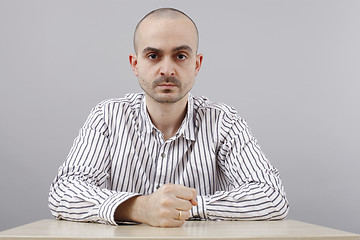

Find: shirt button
[161,153,166,158]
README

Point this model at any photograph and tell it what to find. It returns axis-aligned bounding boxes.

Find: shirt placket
[153,133,173,191]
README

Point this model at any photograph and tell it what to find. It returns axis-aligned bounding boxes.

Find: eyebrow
[142,47,162,55]
[142,45,193,55]
[173,45,193,53]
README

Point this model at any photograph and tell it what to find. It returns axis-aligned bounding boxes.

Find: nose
[159,57,175,77]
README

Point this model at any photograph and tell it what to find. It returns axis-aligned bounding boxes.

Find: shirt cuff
[98,192,141,225]
[190,195,208,220]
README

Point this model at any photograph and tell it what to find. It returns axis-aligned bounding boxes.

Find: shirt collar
[139,93,196,141]
[139,95,154,134]
[178,94,196,141]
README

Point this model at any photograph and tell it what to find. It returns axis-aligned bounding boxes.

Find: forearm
[48,166,140,225]
[195,182,289,221]
[213,118,289,220]
[114,195,144,223]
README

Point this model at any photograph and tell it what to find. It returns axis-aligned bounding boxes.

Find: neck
[145,94,188,141]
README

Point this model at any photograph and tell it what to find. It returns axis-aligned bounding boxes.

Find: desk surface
[0,219,359,240]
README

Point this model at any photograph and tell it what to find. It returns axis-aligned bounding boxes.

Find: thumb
[190,188,198,206]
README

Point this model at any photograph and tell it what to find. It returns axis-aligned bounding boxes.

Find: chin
[153,94,184,104]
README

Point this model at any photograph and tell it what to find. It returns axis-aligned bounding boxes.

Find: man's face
[130,16,202,104]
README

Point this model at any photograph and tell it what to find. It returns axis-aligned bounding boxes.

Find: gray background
[1,0,359,234]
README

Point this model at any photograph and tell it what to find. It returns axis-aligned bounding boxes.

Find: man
[48,8,289,228]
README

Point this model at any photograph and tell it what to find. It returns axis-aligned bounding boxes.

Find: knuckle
[185,202,192,210]
[159,197,172,207]
[176,220,185,227]
[161,184,173,193]
[159,208,170,218]
[159,219,172,228]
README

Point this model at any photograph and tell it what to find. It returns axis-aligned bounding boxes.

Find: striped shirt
[48,93,289,225]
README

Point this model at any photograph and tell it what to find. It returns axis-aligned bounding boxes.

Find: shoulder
[191,95,249,135]
[86,93,144,122]
[192,95,241,120]
[82,93,144,132]
[94,93,144,112]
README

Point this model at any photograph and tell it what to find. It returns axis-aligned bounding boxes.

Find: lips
[158,83,176,87]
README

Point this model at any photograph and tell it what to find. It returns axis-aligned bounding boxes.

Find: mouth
[157,83,177,88]
[153,76,181,89]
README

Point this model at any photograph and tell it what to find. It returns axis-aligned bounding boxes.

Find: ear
[194,53,203,76]
[129,54,139,76]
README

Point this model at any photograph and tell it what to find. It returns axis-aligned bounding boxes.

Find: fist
[135,184,198,227]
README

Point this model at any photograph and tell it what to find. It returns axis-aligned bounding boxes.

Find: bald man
[49,8,289,228]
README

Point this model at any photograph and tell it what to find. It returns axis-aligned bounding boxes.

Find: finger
[175,210,191,221]
[190,198,198,206]
[175,189,197,206]
[191,188,197,198]
[160,184,197,206]
[172,185,197,201]
[173,198,193,211]
[158,218,185,228]
[170,219,186,227]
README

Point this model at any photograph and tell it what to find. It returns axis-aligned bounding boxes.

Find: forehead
[135,16,198,53]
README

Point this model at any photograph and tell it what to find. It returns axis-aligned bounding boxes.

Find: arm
[191,117,289,221]
[48,103,196,227]
[48,104,139,225]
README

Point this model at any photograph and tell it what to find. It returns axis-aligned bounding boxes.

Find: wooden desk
[0,219,359,240]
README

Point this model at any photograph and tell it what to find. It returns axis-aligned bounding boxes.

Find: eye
[177,54,187,60]
[147,54,158,60]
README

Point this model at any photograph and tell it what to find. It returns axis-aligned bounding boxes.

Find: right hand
[115,183,197,227]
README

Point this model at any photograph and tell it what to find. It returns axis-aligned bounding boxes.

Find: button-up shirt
[48,93,289,225]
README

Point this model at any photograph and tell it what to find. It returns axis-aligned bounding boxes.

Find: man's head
[129,8,203,104]
[133,8,199,55]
